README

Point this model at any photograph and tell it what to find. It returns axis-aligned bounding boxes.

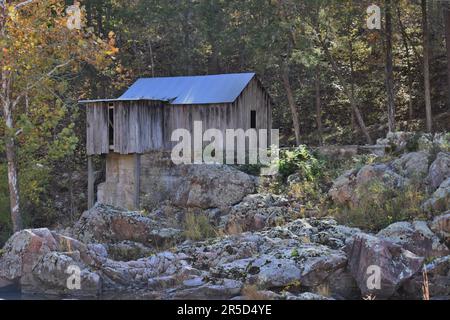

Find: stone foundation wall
[97,153,137,210]
[97,151,256,211]
[139,151,183,208]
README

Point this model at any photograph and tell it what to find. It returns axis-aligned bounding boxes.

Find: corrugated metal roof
[79,73,256,105]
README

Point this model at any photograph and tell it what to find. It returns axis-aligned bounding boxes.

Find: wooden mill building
[80,73,273,210]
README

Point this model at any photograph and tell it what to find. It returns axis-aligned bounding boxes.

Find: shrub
[183,210,217,241]
[278,145,324,181]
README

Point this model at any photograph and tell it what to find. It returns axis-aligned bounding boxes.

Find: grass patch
[183,210,217,241]
[331,179,428,232]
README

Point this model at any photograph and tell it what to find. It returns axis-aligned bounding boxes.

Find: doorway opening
[250,110,257,129]
[108,103,114,149]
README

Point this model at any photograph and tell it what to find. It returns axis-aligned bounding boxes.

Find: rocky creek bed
[0,204,448,300]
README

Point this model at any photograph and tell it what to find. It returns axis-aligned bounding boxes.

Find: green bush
[278,145,324,181]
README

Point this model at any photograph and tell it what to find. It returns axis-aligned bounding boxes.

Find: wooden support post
[134,153,141,210]
[88,156,94,209]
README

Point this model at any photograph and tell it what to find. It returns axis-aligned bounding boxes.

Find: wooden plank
[86,102,109,155]
[88,156,94,209]
[134,153,141,209]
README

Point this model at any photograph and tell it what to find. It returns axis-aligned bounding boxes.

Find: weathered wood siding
[86,102,109,155]
[86,77,272,155]
[161,77,272,150]
[114,100,164,154]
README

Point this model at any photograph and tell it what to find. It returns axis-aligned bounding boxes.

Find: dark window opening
[108,104,114,148]
[250,110,257,129]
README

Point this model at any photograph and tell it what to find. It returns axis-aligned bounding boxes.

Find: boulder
[73,204,152,244]
[0,229,103,297]
[427,152,450,191]
[0,228,58,281]
[376,132,414,152]
[98,251,192,289]
[210,258,255,281]
[173,165,257,209]
[222,194,290,233]
[308,218,361,249]
[329,164,406,207]
[377,221,449,258]
[149,228,185,248]
[146,267,204,292]
[423,178,450,213]
[433,133,450,153]
[391,152,430,179]
[211,242,349,294]
[376,132,449,154]
[299,251,348,288]
[21,252,101,297]
[345,233,424,299]
[328,169,358,206]
[249,256,302,289]
[356,165,406,190]
[429,212,450,246]
[417,134,434,153]
[73,204,184,248]
[325,268,361,300]
[105,241,154,262]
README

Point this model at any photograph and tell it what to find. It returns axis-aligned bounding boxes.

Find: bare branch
[15,0,36,9]
[12,60,73,107]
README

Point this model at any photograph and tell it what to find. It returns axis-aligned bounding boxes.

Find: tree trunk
[443,3,450,108]
[2,98,22,232]
[86,0,93,27]
[397,6,415,122]
[315,67,323,146]
[422,0,433,132]
[349,40,357,132]
[5,135,22,232]
[385,0,396,132]
[2,58,23,232]
[96,1,104,36]
[320,41,373,144]
[281,64,301,146]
